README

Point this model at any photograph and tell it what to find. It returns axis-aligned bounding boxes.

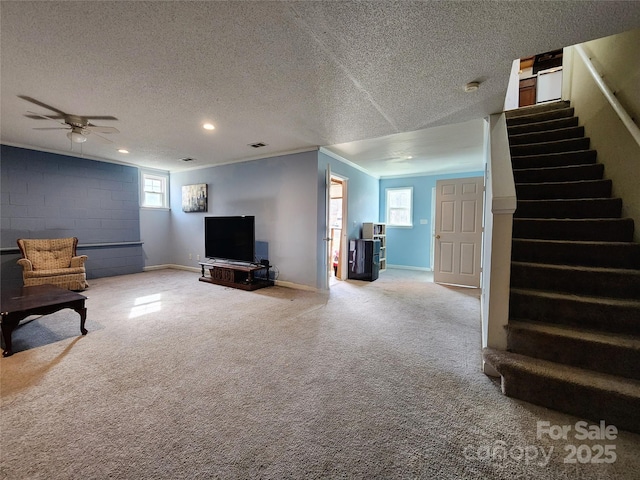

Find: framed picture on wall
[182,183,208,212]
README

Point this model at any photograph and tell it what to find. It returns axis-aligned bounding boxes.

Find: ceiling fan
[19,95,119,144]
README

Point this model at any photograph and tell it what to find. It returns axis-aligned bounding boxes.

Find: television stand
[198,261,273,291]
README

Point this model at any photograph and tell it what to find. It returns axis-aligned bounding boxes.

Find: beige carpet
[1,269,639,479]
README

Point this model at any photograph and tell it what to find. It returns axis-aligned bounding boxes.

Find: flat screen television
[204,216,255,264]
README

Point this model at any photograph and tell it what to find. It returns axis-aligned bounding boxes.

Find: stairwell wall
[481,114,517,371]
[563,30,640,242]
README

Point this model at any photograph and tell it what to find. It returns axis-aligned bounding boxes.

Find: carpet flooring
[1,269,639,479]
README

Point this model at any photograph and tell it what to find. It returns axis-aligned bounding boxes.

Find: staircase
[484,101,640,433]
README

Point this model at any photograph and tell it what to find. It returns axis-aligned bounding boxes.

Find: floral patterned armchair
[16,237,89,291]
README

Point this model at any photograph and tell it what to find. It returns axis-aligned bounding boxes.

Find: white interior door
[433,177,484,287]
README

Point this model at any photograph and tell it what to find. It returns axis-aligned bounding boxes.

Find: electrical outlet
[196,255,200,261]
[189,253,192,260]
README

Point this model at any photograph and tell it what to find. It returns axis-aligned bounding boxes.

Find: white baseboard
[386,264,432,272]
[274,279,323,293]
[144,264,200,273]
[483,360,501,378]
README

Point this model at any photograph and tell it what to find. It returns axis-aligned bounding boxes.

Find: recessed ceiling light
[118,149,129,154]
[203,123,215,130]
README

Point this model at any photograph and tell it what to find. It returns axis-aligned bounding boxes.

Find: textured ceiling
[1,1,639,177]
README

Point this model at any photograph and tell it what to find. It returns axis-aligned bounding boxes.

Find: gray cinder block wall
[1,145,143,289]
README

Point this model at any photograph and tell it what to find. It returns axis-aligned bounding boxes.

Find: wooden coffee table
[1,284,87,357]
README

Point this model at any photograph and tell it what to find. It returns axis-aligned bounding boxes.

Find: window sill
[140,206,171,211]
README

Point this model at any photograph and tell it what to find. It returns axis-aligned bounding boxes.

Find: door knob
[435,234,441,239]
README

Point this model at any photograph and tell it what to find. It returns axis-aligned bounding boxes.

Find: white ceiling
[1,2,639,178]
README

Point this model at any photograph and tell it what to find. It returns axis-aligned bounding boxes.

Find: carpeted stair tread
[510,288,640,309]
[511,149,597,169]
[510,137,590,156]
[512,217,634,242]
[507,320,640,380]
[507,116,578,135]
[505,101,570,118]
[508,319,640,350]
[513,163,604,183]
[511,238,640,269]
[509,126,585,146]
[506,107,575,126]
[510,261,640,298]
[483,347,640,398]
[509,288,640,334]
[514,179,612,200]
[482,347,640,433]
[514,198,622,219]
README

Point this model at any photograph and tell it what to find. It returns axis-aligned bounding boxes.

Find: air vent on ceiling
[179,157,196,163]
[249,142,267,148]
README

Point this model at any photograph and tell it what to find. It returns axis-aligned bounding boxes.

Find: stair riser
[510,263,640,298]
[514,199,622,219]
[506,107,575,126]
[511,138,590,156]
[507,327,640,380]
[507,116,578,135]
[512,240,640,269]
[513,219,634,242]
[516,180,612,200]
[515,180,611,200]
[509,126,585,146]
[513,164,604,183]
[511,150,597,169]
[497,366,640,433]
[509,292,640,334]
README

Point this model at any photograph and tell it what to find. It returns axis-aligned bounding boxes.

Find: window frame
[140,170,170,209]
[385,186,413,227]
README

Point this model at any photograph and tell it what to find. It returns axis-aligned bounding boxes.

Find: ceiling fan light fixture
[67,130,87,143]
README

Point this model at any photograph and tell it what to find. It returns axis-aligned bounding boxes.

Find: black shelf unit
[348,239,380,281]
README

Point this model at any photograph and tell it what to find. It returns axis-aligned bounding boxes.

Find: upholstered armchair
[16,237,89,291]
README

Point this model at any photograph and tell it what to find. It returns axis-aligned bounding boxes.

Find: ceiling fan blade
[26,111,65,121]
[84,116,118,121]
[33,127,70,130]
[86,125,119,134]
[18,95,68,116]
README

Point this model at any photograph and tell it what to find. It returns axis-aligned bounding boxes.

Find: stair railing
[481,113,517,373]
[574,44,640,148]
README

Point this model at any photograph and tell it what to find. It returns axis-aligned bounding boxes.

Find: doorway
[329,176,347,285]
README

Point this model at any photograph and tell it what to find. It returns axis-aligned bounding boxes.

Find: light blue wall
[169,151,319,288]
[0,145,143,289]
[140,206,172,266]
[1,144,483,289]
[317,151,379,289]
[380,171,484,269]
